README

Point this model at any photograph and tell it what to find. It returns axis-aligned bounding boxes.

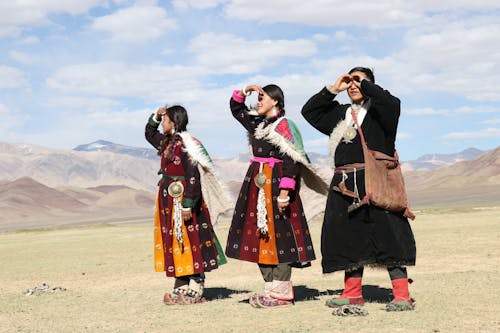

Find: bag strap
[351,107,368,147]
[351,108,398,162]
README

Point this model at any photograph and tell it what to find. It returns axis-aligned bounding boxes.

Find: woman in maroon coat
[145,105,227,305]
[226,84,326,308]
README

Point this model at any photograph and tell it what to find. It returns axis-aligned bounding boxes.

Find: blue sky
[1,0,499,160]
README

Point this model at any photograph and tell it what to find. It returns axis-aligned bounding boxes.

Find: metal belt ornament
[168,181,185,249]
[168,181,184,198]
[255,163,268,234]
[254,172,267,188]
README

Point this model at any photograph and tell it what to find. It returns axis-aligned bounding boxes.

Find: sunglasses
[345,75,362,83]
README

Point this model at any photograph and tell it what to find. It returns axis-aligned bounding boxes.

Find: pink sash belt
[250,157,283,168]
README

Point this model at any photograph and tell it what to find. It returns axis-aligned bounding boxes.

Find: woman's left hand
[277,189,290,213]
[182,208,192,221]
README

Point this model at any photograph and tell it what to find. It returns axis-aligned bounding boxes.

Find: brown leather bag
[352,110,415,220]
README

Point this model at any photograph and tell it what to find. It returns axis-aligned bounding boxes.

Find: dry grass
[1,206,499,333]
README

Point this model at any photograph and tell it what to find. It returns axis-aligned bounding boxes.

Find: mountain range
[73,140,485,172]
[0,140,498,230]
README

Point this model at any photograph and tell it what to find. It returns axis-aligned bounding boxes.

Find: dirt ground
[0,206,499,333]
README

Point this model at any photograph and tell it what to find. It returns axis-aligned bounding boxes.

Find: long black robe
[301,80,416,273]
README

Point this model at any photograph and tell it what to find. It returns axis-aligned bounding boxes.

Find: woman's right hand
[240,84,264,97]
[329,74,353,94]
[155,107,166,120]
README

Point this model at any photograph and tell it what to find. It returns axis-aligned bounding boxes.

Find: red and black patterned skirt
[225,162,316,265]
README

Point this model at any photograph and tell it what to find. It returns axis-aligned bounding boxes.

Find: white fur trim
[254,117,328,195]
[178,131,234,227]
[328,99,371,169]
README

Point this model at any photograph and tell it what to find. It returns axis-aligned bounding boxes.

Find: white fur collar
[328,99,371,168]
[178,131,213,171]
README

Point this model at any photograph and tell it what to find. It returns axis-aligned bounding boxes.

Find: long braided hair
[157,105,189,159]
[262,84,285,117]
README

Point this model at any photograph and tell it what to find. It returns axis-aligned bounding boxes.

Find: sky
[1,0,499,161]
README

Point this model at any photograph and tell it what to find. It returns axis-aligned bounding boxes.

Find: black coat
[300,81,416,273]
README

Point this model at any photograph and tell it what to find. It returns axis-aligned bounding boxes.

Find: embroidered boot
[177,278,206,305]
[386,278,415,311]
[164,278,189,305]
[250,281,272,308]
[256,280,294,308]
[326,277,364,308]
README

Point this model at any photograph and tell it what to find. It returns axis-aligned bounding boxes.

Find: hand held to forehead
[330,74,352,94]
[245,85,264,94]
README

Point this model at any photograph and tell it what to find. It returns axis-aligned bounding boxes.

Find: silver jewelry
[167,181,184,198]
[342,125,357,143]
[277,196,290,203]
[254,172,267,188]
[242,86,251,96]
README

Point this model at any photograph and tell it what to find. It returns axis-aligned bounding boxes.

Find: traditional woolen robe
[225,97,327,265]
[145,115,230,277]
[301,80,416,273]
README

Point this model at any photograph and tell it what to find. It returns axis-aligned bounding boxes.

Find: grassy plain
[1,206,499,333]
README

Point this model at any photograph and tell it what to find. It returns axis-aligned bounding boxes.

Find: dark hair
[165,105,188,132]
[262,84,285,117]
[348,67,375,83]
[158,105,188,157]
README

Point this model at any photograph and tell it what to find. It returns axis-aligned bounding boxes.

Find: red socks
[391,278,410,302]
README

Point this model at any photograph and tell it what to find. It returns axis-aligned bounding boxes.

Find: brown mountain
[0,142,158,191]
[0,177,154,230]
[405,147,500,208]
[0,141,498,230]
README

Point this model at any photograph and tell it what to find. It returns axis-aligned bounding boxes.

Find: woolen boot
[386,278,415,311]
[326,277,364,308]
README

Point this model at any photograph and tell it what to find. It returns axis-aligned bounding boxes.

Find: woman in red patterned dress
[145,105,228,305]
[225,84,327,308]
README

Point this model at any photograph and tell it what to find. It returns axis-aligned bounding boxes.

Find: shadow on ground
[206,284,392,304]
[204,287,251,301]
[321,285,392,303]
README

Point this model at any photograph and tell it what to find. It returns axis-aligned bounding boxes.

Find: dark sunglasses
[345,75,361,83]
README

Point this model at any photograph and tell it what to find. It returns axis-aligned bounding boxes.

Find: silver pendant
[167,181,184,198]
[254,172,267,188]
[342,126,357,143]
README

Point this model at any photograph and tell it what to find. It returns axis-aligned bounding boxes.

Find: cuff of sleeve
[148,113,160,126]
[322,86,337,97]
[279,177,296,190]
[182,197,198,208]
[232,90,246,103]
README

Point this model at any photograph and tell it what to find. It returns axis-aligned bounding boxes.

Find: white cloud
[9,51,33,65]
[0,103,29,133]
[443,128,500,139]
[45,96,122,109]
[188,33,318,74]
[392,17,500,101]
[46,62,206,102]
[0,0,105,37]
[90,4,177,43]
[396,132,412,140]
[223,1,500,27]
[0,65,30,88]
[333,31,354,41]
[312,34,330,42]
[17,36,41,45]
[482,118,500,125]
[304,137,328,148]
[16,108,153,149]
[405,106,499,116]
[173,0,225,10]
[454,106,499,114]
[223,1,423,27]
[404,108,449,116]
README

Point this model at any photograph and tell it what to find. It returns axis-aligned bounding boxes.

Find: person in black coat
[301,67,416,312]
